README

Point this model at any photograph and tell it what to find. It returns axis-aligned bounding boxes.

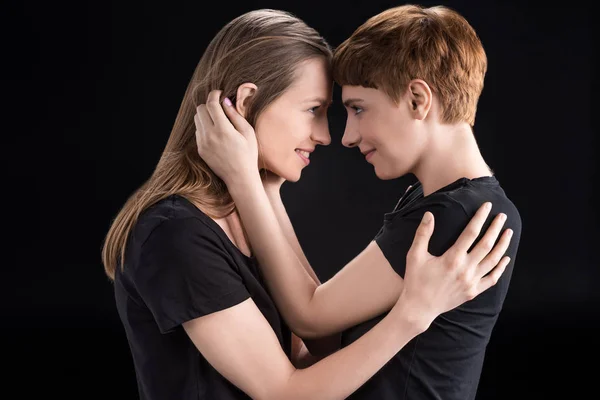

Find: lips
[296,150,311,159]
[295,148,312,166]
[362,149,376,161]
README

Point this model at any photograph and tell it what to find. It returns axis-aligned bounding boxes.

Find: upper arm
[134,217,250,334]
[307,240,403,337]
[183,298,295,400]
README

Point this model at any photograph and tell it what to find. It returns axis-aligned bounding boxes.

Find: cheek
[255,115,286,163]
[255,117,307,179]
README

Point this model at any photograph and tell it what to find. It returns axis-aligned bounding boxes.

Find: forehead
[341,85,382,102]
[283,58,332,100]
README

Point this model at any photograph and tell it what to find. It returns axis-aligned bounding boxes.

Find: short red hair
[333,5,487,126]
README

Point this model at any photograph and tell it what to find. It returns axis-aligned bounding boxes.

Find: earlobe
[235,83,258,118]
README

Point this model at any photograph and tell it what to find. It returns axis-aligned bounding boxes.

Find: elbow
[288,301,338,340]
[261,370,307,400]
[288,294,332,339]
[288,310,327,339]
[291,320,336,341]
[290,322,319,340]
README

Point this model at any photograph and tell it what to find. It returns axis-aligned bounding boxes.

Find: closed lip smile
[361,148,376,160]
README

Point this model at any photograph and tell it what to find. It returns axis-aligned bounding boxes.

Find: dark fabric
[343,176,522,400]
[114,195,290,400]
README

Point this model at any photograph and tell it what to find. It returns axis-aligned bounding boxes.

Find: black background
[3,0,596,398]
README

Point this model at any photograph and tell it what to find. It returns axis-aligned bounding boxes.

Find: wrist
[391,293,434,335]
[225,170,263,197]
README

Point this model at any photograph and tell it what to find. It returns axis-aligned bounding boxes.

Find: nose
[311,119,332,146]
[341,118,360,148]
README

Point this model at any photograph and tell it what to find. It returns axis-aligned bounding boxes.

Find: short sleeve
[375,202,471,278]
[133,217,250,333]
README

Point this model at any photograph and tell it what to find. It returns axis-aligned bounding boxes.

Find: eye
[350,105,363,115]
[308,105,321,114]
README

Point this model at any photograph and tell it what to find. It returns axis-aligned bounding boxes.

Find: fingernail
[422,212,432,224]
[224,97,232,107]
[507,229,513,237]
[500,213,506,222]
[485,202,492,210]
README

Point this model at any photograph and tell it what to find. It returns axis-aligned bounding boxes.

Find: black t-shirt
[343,176,522,400]
[114,195,291,400]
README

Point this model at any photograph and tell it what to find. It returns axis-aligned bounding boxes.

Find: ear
[407,79,432,121]
[235,83,258,118]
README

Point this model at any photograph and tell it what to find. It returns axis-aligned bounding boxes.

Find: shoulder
[445,176,522,229]
[127,195,227,261]
[387,181,470,227]
[384,176,522,240]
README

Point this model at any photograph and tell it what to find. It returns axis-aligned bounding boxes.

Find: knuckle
[481,239,494,252]
[406,249,417,262]
[455,270,468,284]
[448,255,462,270]
[466,288,477,301]
[490,254,502,266]
[467,227,480,239]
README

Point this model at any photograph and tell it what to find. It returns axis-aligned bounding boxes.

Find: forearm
[268,188,341,354]
[265,187,319,283]
[229,174,318,334]
[275,299,427,400]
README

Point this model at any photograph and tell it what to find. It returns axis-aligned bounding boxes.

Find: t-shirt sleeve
[133,217,250,334]
[375,201,471,278]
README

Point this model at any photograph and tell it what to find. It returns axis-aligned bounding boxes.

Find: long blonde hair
[102,9,332,280]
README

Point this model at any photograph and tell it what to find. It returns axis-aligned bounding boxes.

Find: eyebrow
[303,97,333,106]
[343,98,364,107]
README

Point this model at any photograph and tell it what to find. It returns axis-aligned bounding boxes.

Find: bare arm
[263,181,320,283]
[264,182,341,354]
[183,295,426,400]
[195,91,512,338]
[182,204,509,399]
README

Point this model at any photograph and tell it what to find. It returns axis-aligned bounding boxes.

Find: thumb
[222,97,255,139]
[408,211,435,258]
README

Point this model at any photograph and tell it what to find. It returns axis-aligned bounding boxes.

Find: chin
[284,170,302,182]
[374,165,406,180]
[374,167,394,180]
[270,166,302,183]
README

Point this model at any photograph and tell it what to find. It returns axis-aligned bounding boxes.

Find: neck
[413,123,492,196]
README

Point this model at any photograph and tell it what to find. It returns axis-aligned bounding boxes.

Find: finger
[476,256,510,294]
[467,212,507,263]
[196,104,214,128]
[194,105,212,146]
[452,202,492,254]
[407,212,435,261]
[476,228,513,278]
[221,97,255,138]
[205,90,230,130]
[194,112,201,131]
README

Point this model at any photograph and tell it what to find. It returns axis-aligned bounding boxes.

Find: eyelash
[350,105,363,115]
[308,106,320,114]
